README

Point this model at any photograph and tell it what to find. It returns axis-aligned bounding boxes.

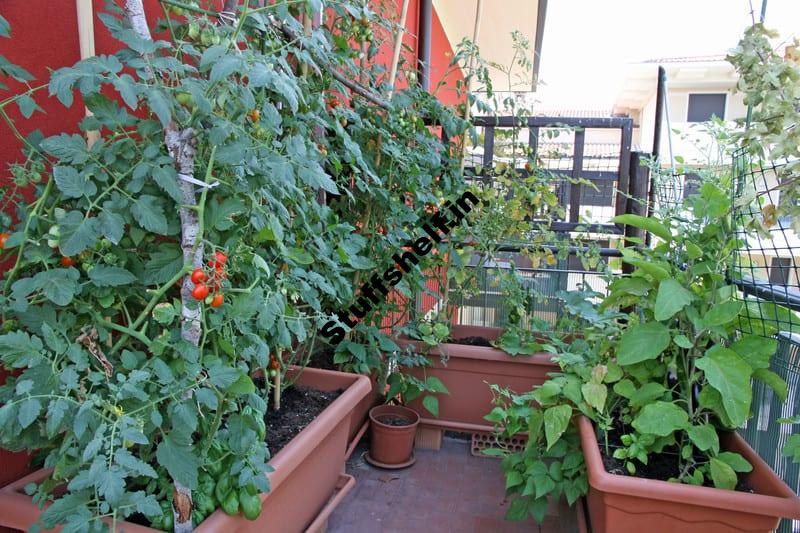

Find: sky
[535,0,800,110]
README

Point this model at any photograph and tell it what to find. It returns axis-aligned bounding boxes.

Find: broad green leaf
[703,301,744,327]
[227,373,256,396]
[654,279,695,321]
[115,448,158,478]
[581,382,607,412]
[145,88,171,127]
[783,434,800,462]
[629,383,667,407]
[422,395,439,417]
[617,322,671,365]
[131,195,168,234]
[425,376,448,394]
[59,210,100,256]
[613,379,636,398]
[17,94,40,118]
[88,266,137,287]
[612,214,672,241]
[716,451,752,472]
[33,268,80,306]
[97,210,125,244]
[709,457,737,490]
[631,401,688,436]
[673,334,694,349]
[155,432,199,490]
[18,398,41,429]
[0,14,9,37]
[543,404,572,450]
[731,336,776,369]
[53,166,95,198]
[753,369,788,401]
[505,471,523,490]
[695,346,753,427]
[686,423,719,453]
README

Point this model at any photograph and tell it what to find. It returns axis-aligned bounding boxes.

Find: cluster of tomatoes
[188,251,228,307]
[267,354,281,378]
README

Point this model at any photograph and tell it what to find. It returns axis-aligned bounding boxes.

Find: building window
[687,93,726,122]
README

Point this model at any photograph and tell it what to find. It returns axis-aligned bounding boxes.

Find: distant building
[613,55,747,166]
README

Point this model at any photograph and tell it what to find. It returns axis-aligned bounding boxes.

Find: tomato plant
[0,0,475,531]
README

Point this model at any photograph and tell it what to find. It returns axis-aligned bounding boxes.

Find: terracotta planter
[577,416,800,533]
[367,405,419,467]
[398,325,558,431]
[0,367,371,533]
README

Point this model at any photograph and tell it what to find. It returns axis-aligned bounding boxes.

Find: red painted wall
[368,0,464,106]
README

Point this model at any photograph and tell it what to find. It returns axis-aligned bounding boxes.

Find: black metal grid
[464,116,634,235]
[731,149,800,336]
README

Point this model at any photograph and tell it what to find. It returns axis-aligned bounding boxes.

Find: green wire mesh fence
[740,332,800,533]
[731,148,800,531]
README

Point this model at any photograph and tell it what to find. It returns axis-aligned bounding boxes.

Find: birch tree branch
[123,2,199,531]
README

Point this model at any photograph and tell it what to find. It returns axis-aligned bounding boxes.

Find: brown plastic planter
[398,325,557,431]
[577,416,800,533]
[0,367,371,533]
[367,405,419,468]
[345,373,381,460]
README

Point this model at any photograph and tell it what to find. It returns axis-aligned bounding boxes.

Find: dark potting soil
[448,335,493,347]
[598,422,753,493]
[307,346,338,371]
[377,415,412,427]
[263,384,342,454]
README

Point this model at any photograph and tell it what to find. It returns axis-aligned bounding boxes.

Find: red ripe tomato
[214,251,228,266]
[210,293,224,308]
[192,283,210,300]
[190,268,207,284]
[60,256,75,267]
[269,357,280,370]
[0,232,9,249]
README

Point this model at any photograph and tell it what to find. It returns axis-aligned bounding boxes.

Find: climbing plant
[0,1,472,531]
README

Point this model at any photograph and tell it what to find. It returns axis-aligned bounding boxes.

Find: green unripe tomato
[47,239,59,249]
[268,368,277,378]
[176,92,195,108]
[200,28,214,46]
[187,22,200,40]
[171,6,185,16]
[48,225,60,238]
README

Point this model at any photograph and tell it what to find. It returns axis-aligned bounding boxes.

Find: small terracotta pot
[577,415,800,533]
[368,405,419,467]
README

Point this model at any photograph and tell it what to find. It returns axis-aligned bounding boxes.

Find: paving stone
[328,436,579,532]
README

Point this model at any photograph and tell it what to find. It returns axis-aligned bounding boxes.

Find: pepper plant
[0,0,473,531]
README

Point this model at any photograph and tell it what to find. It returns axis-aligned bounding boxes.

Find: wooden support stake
[75,0,100,146]
[273,370,281,411]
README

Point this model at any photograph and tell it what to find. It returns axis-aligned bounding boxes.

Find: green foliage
[728,24,800,228]
[483,289,621,524]
[0,1,474,530]
[601,182,792,489]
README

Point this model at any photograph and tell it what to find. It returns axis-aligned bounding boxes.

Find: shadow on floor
[327,436,580,533]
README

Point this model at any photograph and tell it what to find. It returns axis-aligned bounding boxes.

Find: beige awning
[433,0,547,92]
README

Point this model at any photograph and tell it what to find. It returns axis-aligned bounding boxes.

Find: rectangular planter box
[345,374,380,459]
[578,416,800,533]
[0,367,371,533]
[398,325,558,432]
